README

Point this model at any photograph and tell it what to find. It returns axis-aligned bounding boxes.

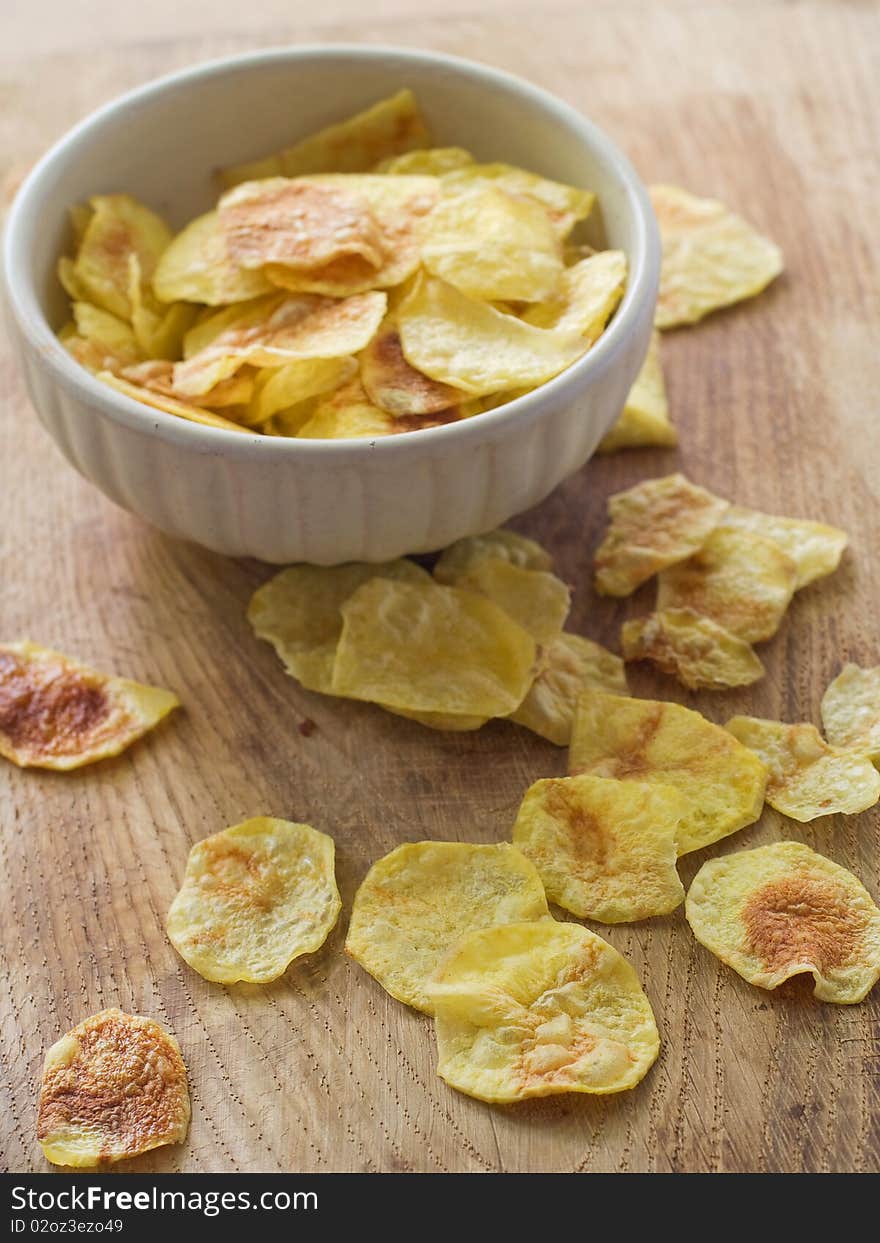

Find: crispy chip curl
[361,320,464,417]
[99,373,249,432]
[166,818,341,983]
[152,212,276,306]
[594,473,729,597]
[721,506,847,590]
[37,1009,189,1168]
[442,162,594,238]
[0,641,178,770]
[522,251,626,342]
[332,578,537,717]
[657,527,797,643]
[221,90,430,186]
[398,274,584,397]
[248,356,356,424]
[651,184,783,328]
[428,921,659,1102]
[570,690,767,854]
[449,558,570,646]
[510,634,628,746]
[72,194,172,321]
[346,841,549,1013]
[434,528,553,583]
[513,774,685,922]
[686,842,880,1003]
[622,609,765,691]
[724,716,880,821]
[822,664,880,763]
[598,330,676,452]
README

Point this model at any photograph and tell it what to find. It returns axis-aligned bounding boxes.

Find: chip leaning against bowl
[55,90,628,440]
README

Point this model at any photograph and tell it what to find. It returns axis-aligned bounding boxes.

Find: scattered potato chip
[434,528,553,583]
[651,184,783,328]
[0,641,178,770]
[598,330,676,452]
[622,608,765,690]
[821,664,880,763]
[686,841,880,1003]
[152,212,276,306]
[721,506,847,590]
[570,690,767,854]
[166,817,341,983]
[221,89,430,186]
[447,557,570,646]
[37,1009,190,1168]
[442,162,595,238]
[725,715,880,821]
[248,356,357,424]
[594,473,729,597]
[332,578,536,717]
[428,921,659,1102]
[521,251,626,341]
[513,774,685,922]
[656,527,797,643]
[379,146,474,175]
[398,274,584,397]
[98,372,249,432]
[510,633,628,746]
[72,194,172,320]
[345,841,549,1013]
[361,319,463,416]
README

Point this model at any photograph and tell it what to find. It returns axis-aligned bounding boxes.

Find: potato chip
[72,194,172,320]
[166,818,341,984]
[69,302,142,370]
[622,608,765,690]
[98,372,248,432]
[570,690,767,854]
[0,641,178,771]
[450,557,570,646]
[346,841,549,1013]
[247,356,356,424]
[248,559,430,694]
[434,528,553,584]
[221,89,430,186]
[598,330,676,452]
[120,360,254,410]
[428,921,659,1102]
[685,841,880,1003]
[725,715,880,821]
[721,506,847,590]
[398,274,584,397]
[361,320,463,416]
[651,184,783,328]
[657,528,797,643]
[378,147,474,175]
[510,633,628,746]
[37,1009,189,1168]
[296,379,397,439]
[332,578,536,717]
[421,184,562,302]
[513,774,685,922]
[594,473,730,597]
[821,664,880,762]
[126,255,199,360]
[152,212,276,306]
[57,255,91,303]
[441,162,595,239]
[521,251,626,341]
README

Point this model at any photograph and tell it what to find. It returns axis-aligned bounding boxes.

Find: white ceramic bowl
[3,45,659,564]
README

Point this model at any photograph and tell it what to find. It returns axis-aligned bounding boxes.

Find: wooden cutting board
[2,0,878,1174]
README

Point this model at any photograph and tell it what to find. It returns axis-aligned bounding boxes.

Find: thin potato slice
[598,330,676,452]
[73,194,172,320]
[120,360,254,410]
[657,528,797,643]
[725,716,880,821]
[434,528,553,583]
[721,506,847,590]
[442,162,594,238]
[622,608,765,691]
[428,921,659,1103]
[594,473,729,597]
[821,664,880,762]
[152,212,276,306]
[70,302,143,369]
[686,841,880,1003]
[379,147,475,175]
[296,379,397,439]
[332,578,537,717]
[651,184,783,328]
[345,841,549,1013]
[361,320,463,416]
[248,356,357,424]
[166,818,341,984]
[0,641,178,771]
[450,558,570,646]
[98,372,248,432]
[521,251,626,341]
[570,690,767,855]
[510,633,628,746]
[37,1009,189,1168]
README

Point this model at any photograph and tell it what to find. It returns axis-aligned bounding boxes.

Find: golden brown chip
[521,251,626,342]
[166,818,341,983]
[721,506,847,590]
[724,715,880,821]
[428,921,659,1103]
[449,557,570,646]
[594,473,730,597]
[598,330,677,452]
[152,212,276,306]
[98,372,249,432]
[656,527,797,643]
[686,841,880,1003]
[434,528,553,583]
[513,774,685,922]
[570,690,767,854]
[72,194,172,320]
[345,841,549,1013]
[0,641,178,771]
[621,608,765,690]
[361,320,464,416]
[441,162,594,238]
[37,1009,190,1167]
[509,633,628,746]
[821,664,880,763]
[651,184,783,328]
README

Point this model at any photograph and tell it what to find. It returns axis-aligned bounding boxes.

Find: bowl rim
[3,42,659,463]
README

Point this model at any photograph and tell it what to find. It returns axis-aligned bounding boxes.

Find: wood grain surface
[2,0,879,1174]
